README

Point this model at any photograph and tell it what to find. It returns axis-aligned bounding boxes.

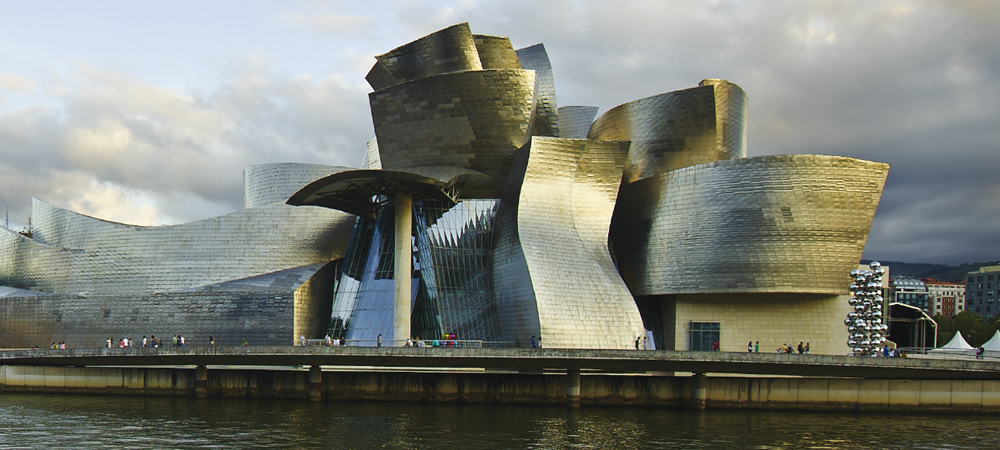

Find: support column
[195,365,208,398]
[309,366,323,402]
[393,190,413,347]
[689,372,706,410]
[566,368,581,408]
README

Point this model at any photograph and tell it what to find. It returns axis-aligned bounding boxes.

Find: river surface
[0,393,997,449]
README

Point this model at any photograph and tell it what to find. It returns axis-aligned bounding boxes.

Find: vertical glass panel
[413,199,500,342]
[328,198,501,346]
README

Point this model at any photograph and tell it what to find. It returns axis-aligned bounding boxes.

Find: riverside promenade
[2,346,1000,379]
[3,347,1000,412]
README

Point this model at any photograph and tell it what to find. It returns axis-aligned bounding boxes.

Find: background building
[924,279,965,318]
[891,277,929,312]
[965,265,1000,319]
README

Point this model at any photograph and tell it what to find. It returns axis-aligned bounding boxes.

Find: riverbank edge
[2,365,998,413]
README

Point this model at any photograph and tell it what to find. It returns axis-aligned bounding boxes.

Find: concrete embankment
[2,365,999,413]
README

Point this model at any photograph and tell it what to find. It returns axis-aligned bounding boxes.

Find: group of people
[880,345,902,357]
[634,335,648,350]
[746,341,760,352]
[777,342,810,354]
[105,334,187,349]
[50,341,67,349]
[531,335,542,348]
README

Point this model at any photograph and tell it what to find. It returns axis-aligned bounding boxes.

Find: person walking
[748,341,753,353]
[754,341,759,353]
[376,334,382,347]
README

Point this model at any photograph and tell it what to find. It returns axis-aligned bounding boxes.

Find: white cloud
[278,9,374,35]
[0,73,34,91]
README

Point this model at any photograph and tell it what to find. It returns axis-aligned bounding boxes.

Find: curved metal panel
[369,69,535,198]
[557,106,599,139]
[6,198,353,297]
[473,35,521,70]
[373,23,482,87]
[515,44,559,138]
[244,163,350,209]
[611,154,889,296]
[589,81,748,183]
[492,137,644,349]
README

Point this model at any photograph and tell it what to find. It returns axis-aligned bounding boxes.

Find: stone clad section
[493,137,643,349]
[369,69,535,198]
[671,293,853,355]
[612,154,889,296]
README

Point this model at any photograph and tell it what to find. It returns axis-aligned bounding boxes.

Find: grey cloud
[0,60,372,228]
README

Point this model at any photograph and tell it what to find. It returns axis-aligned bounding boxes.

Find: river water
[0,393,997,449]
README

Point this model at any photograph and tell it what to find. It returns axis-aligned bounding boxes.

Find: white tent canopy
[982,330,1000,351]
[937,331,974,350]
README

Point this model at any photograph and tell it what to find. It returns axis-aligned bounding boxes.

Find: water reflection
[0,393,998,449]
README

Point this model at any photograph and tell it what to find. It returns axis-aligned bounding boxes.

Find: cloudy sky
[0,0,996,265]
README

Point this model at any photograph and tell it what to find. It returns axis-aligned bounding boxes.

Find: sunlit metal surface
[589,79,748,183]
[371,23,482,89]
[244,163,349,209]
[493,137,644,349]
[611,154,889,296]
[0,163,356,347]
[369,69,535,198]
[515,43,559,138]
[557,106,599,139]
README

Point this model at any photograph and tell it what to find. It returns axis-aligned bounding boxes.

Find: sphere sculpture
[845,261,887,356]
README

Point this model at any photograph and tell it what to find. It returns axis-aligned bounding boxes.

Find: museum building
[0,23,889,353]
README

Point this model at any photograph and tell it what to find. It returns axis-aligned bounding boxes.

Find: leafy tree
[932,311,1000,347]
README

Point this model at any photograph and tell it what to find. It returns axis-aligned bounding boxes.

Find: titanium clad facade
[557,106,599,139]
[372,23,482,87]
[492,137,643,349]
[611,154,889,296]
[0,252,338,348]
[2,23,893,353]
[701,79,749,161]
[0,163,356,347]
[244,163,349,209]
[589,81,748,183]
[14,198,352,296]
[473,35,521,70]
[368,69,535,198]
[515,44,559,138]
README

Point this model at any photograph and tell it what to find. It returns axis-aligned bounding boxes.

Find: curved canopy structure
[287,167,487,220]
